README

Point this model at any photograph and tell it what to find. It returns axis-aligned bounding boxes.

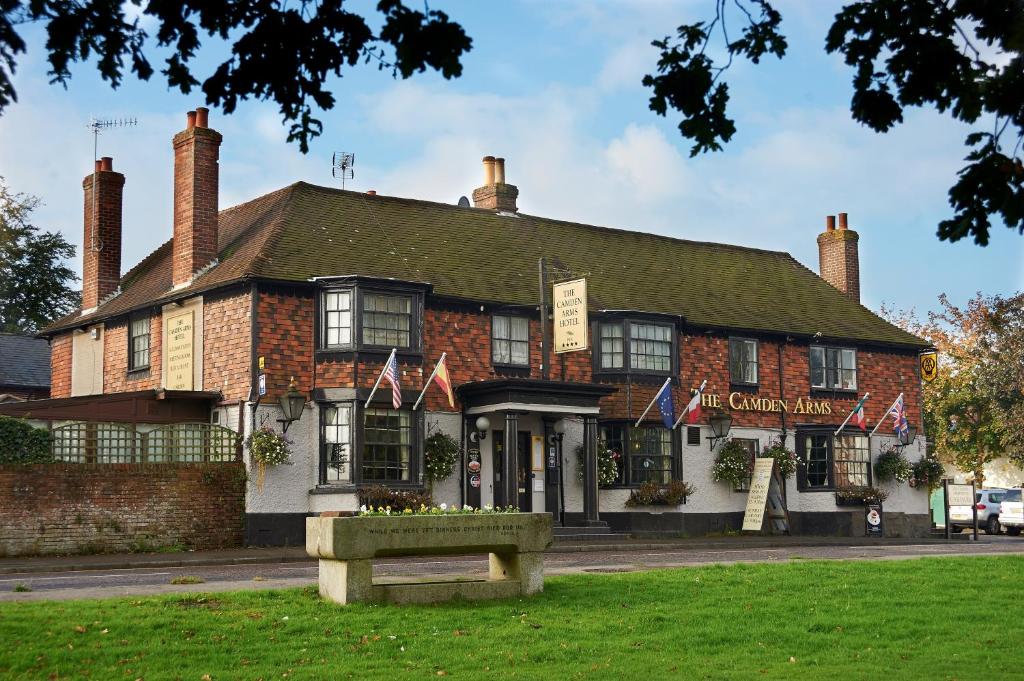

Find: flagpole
[672,379,707,429]
[834,391,869,437]
[365,348,397,408]
[869,392,903,436]
[412,352,446,411]
[634,377,672,427]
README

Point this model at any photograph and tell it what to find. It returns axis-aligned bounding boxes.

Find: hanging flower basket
[246,426,291,492]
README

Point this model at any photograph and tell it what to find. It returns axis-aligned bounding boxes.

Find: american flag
[384,352,402,408]
[889,393,909,438]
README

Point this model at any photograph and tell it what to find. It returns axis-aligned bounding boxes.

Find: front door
[493,430,533,511]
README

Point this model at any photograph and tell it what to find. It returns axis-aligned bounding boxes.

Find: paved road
[2,536,1022,602]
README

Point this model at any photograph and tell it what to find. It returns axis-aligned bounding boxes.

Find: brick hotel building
[6,109,934,543]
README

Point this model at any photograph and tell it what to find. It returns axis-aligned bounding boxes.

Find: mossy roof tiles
[44,182,927,348]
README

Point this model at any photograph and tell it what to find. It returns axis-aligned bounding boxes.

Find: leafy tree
[0,1,471,152]
[642,0,1023,246]
[882,292,1024,484]
[0,177,79,333]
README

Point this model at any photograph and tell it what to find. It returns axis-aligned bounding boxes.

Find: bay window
[318,403,422,487]
[597,318,675,374]
[597,423,675,486]
[319,280,423,352]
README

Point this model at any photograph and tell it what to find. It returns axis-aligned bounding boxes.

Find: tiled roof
[44,182,928,348]
[0,333,51,388]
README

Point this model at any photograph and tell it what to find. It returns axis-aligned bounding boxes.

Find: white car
[950,489,1007,534]
[999,489,1023,536]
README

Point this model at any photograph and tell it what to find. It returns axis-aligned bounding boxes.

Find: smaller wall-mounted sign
[552,278,588,353]
[865,504,884,538]
[257,373,267,397]
[920,351,938,383]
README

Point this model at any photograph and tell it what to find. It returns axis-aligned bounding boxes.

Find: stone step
[553,533,621,543]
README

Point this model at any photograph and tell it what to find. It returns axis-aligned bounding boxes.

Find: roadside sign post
[946,482,976,541]
[971,480,978,542]
[943,479,950,540]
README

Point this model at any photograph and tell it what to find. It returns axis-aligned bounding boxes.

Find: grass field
[1,556,1020,680]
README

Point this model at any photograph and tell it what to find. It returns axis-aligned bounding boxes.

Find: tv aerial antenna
[332,152,355,189]
[85,116,137,252]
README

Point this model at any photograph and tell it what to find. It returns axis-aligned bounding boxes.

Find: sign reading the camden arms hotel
[553,278,588,353]
[165,310,195,390]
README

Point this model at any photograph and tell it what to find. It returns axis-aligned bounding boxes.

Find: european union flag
[656,383,675,429]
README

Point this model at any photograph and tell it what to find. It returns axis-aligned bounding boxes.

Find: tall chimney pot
[100,156,113,172]
[482,156,496,185]
[495,158,506,184]
[817,211,860,303]
[186,110,197,129]
[195,107,209,128]
[472,155,519,212]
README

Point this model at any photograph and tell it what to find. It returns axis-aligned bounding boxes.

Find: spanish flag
[432,353,455,408]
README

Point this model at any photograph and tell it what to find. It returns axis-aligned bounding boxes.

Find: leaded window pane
[600,323,624,369]
[834,434,870,488]
[629,322,672,372]
[810,345,856,390]
[323,404,352,483]
[363,294,412,348]
[630,426,672,484]
[362,408,412,482]
[804,434,829,487]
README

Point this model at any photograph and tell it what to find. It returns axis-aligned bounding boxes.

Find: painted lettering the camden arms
[700,392,832,415]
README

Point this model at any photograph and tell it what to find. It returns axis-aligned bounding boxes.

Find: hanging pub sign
[920,351,938,383]
[552,278,588,353]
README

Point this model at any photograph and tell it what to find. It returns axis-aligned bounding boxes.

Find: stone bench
[306,512,554,605]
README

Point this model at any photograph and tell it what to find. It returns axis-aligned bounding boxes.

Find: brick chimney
[472,156,518,212]
[172,107,222,287]
[81,156,124,311]
[817,212,860,303]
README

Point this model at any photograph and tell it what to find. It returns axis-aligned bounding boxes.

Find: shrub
[625,479,696,507]
[357,485,433,513]
[911,457,945,491]
[424,432,460,483]
[711,439,752,488]
[0,415,52,464]
[875,448,913,483]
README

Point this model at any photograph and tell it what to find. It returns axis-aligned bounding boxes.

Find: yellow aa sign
[920,352,938,383]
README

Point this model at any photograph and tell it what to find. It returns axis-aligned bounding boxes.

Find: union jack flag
[384,352,402,409]
[889,393,909,438]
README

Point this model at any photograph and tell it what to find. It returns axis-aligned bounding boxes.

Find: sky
[0,0,1021,321]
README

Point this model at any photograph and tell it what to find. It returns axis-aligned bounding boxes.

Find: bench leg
[488,551,545,596]
[318,558,373,605]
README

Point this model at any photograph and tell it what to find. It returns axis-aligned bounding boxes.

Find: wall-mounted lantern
[277,376,306,433]
[895,425,918,451]
[469,415,491,443]
[707,411,733,450]
[549,418,567,445]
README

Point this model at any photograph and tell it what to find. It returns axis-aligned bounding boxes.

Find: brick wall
[49,333,72,399]
[204,290,251,400]
[103,315,162,392]
[257,287,314,399]
[0,463,245,557]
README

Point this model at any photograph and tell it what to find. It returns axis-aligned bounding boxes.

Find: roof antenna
[332,152,355,190]
[86,115,137,252]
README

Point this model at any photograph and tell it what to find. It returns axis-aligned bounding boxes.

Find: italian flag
[851,393,869,431]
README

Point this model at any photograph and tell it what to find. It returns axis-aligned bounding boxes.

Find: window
[598,320,674,374]
[599,323,624,369]
[129,316,150,370]
[362,293,412,348]
[630,323,672,372]
[630,426,673,484]
[322,404,352,484]
[492,315,529,366]
[729,338,758,385]
[833,434,870,487]
[323,291,352,347]
[599,424,626,485]
[362,407,413,482]
[797,431,872,491]
[810,345,857,390]
[320,285,422,352]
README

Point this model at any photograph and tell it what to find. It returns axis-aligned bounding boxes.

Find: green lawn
[1,556,1020,680]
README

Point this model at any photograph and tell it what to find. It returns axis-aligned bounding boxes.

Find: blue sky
[0,0,1020,320]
